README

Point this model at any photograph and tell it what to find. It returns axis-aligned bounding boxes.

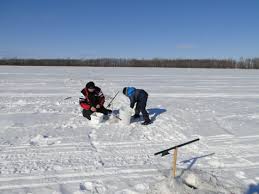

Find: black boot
[98,106,112,115]
[107,109,112,114]
[132,114,140,119]
[141,119,151,125]
[82,109,92,120]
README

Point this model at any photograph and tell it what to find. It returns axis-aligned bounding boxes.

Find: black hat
[86,81,95,89]
[123,87,127,95]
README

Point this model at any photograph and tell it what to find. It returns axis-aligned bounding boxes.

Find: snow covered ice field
[0,66,259,194]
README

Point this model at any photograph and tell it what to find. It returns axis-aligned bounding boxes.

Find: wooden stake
[172,148,178,177]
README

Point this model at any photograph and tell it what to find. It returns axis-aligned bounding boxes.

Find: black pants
[135,94,150,121]
[82,106,112,120]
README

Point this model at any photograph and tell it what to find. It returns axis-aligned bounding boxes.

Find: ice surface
[0,66,258,193]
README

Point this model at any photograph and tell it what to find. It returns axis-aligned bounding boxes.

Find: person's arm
[96,88,105,107]
[79,92,91,110]
[98,92,105,106]
[80,103,91,110]
[129,95,135,108]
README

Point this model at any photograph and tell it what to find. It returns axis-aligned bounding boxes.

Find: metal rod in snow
[64,96,72,100]
[106,91,121,120]
[106,91,119,108]
[154,138,200,157]
[114,114,122,120]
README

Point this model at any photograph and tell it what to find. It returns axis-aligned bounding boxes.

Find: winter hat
[123,87,136,97]
[123,87,127,95]
[86,81,95,89]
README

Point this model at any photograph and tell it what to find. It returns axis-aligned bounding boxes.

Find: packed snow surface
[0,66,259,194]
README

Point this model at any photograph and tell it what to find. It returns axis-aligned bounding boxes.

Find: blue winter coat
[125,87,148,108]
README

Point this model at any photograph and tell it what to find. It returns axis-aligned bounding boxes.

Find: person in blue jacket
[123,87,151,125]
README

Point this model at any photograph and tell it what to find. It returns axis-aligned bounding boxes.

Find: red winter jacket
[79,86,105,110]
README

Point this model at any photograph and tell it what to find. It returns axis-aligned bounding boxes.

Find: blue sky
[0,0,258,59]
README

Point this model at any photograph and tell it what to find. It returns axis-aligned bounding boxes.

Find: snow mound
[148,169,244,194]
[79,181,106,193]
[119,106,134,125]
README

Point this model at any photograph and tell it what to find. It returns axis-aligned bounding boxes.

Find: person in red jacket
[79,81,112,120]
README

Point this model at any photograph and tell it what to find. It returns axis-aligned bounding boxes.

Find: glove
[91,107,97,112]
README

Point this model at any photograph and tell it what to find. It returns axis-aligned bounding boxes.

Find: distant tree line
[0,58,259,69]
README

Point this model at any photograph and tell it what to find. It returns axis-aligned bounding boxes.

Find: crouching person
[79,81,112,120]
[123,87,151,125]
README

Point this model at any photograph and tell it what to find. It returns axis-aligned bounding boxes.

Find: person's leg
[139,95,151,124]
[140,106,150,121]
[133,102,141,118]
[97,106,112,115]
[82,109,92,120]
